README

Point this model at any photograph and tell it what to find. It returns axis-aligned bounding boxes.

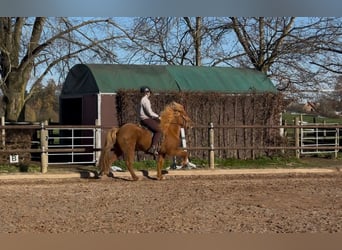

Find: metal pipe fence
[0,122,341,173]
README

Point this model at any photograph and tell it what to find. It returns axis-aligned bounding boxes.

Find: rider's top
[139,95,159,120]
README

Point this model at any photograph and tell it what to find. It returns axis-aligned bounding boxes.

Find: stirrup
[147,146,158,156]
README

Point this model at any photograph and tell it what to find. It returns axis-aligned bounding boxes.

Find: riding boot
[147,145,158,156]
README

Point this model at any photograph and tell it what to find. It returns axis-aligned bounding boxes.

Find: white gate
[300,122,339,156]
[46,127,100,165]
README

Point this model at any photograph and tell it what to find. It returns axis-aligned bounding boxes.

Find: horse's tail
[98,127,119,175]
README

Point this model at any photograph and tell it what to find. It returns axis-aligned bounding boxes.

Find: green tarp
[61,64,276,96]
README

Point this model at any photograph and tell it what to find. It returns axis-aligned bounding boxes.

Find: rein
[169,114,187,128]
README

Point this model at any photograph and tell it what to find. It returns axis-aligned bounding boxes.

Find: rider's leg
[141,118,161,155]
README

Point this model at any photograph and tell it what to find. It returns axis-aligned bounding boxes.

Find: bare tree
[230,17,296,73]
[308,18,342,74]
[183,17,202,66]
[115,17,237,66]
[114,17,195,65]
[228,17,342,99]
[2,17,340,121]
[0,17,121,121]
[117,17,341,101]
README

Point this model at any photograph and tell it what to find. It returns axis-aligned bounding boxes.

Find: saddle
[139,123,153,134]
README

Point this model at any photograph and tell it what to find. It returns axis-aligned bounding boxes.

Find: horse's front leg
[156,154,165,180]
[173,149,189,167]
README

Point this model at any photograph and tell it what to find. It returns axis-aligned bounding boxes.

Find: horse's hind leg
[99,150,118,177]
[125,150,139,181]
[156,155,165,180]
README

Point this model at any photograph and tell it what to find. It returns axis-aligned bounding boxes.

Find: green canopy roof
[61,64,276,96]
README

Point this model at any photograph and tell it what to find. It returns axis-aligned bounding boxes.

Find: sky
[1,0,342,16]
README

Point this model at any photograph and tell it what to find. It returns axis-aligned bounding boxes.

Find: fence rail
[1,121,341,172]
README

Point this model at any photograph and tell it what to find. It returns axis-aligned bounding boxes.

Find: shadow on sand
[77,168,169,181]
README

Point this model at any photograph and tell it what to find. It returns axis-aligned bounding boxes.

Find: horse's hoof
[132,176,140,181]
[157,175,164,180]
[98,172,105,178]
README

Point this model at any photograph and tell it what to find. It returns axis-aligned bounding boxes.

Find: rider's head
[140,86,151,94]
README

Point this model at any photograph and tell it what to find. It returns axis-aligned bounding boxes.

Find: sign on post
[9,154,19,163]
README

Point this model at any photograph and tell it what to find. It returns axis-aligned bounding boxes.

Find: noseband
[170,111,188,128]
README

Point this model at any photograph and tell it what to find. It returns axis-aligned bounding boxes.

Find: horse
[98,101,192,180]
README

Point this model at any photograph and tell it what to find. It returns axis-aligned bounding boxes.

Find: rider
[139,86,161,156]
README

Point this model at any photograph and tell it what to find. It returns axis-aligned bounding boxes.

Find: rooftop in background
[61,64,276,96]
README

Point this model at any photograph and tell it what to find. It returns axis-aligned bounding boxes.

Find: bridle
[170,111,189,128]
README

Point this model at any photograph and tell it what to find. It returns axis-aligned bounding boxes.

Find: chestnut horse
[98,101,192,180]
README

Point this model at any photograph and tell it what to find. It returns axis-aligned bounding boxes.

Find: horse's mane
[159,101,185,133]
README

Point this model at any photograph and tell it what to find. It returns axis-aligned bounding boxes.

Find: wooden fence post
[40,121,48,173]
[209,122,215,169]
[295,117,300,159]
[1,116,5,146]
[335,126,338,159]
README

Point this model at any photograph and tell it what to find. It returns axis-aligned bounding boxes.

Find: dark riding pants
[141,118,162,147]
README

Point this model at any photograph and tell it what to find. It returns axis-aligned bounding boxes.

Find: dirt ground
[0,169,341,233]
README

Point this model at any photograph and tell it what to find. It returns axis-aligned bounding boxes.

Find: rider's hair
[140,86,151,93]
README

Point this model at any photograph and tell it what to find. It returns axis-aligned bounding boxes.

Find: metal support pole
[95,119,101,166]
[209,122,215,169]
[180,127,187,149]
[335,128,338,159]
[295,117,300,159]
[170,127,188,170]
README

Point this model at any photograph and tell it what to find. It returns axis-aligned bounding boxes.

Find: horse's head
[160,101,192,132]
[169,101,192,129]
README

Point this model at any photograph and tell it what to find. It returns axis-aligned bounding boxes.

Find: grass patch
[110,156,309,170]
[282,112,342,124]
[189,156,306,169]
[2,154,340,174]
[0,163,41,173]
[216,156,305,169]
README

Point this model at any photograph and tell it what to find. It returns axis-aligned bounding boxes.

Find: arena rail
[1,121,341,173]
